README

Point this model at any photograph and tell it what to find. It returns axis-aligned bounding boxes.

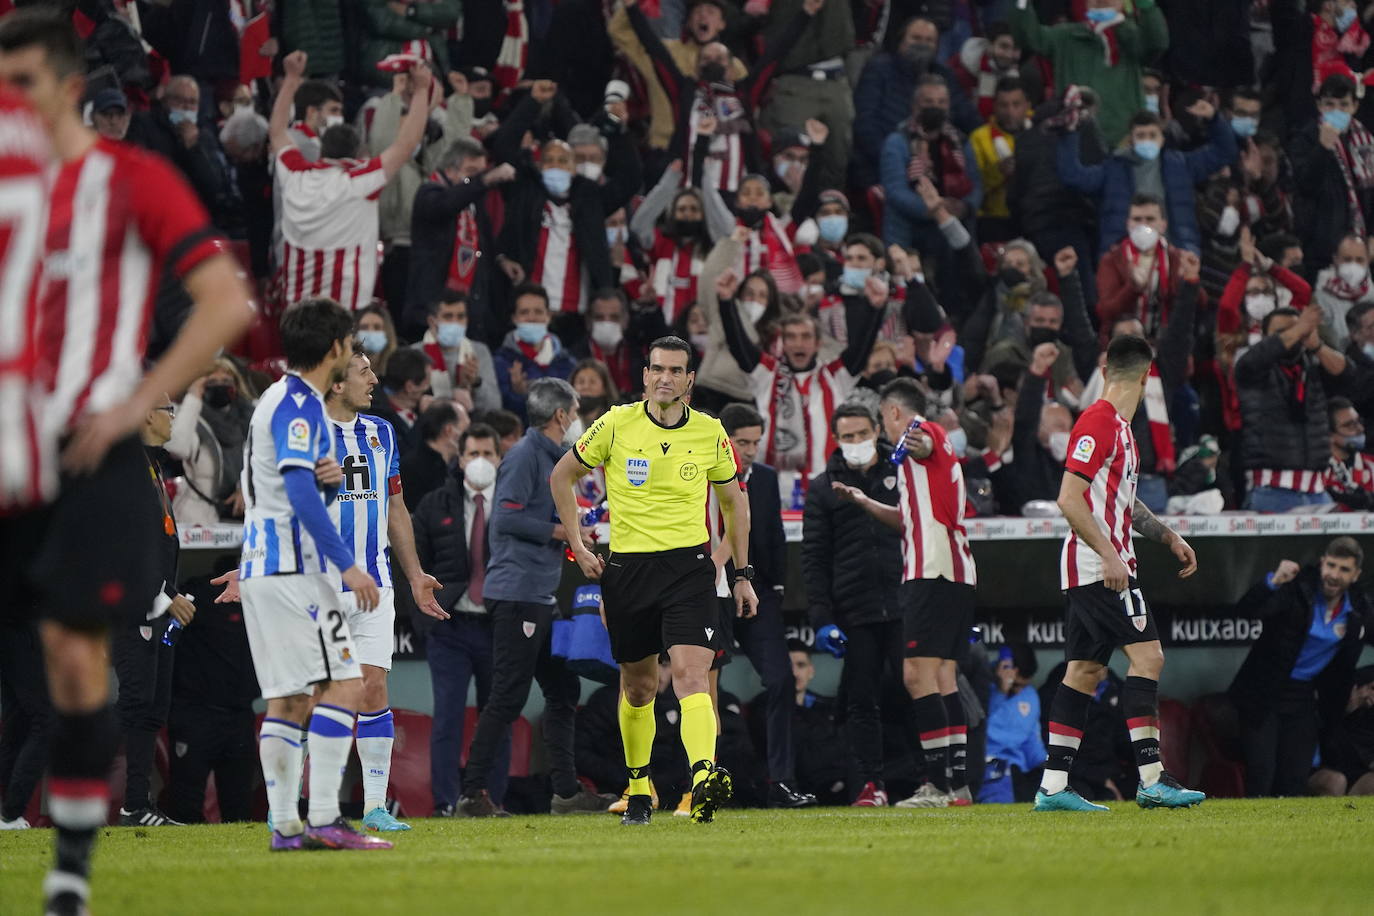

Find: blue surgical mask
[841,266,871,290]
[168,109,196,126]
[606,226,625,248]
[1230,116,1258,138]
[1323,109,1353,133]
[947,427,968,458]
[357,330,387,354]
[1085,7,1115,24]
[1133,140,1161,161]
[1364,342,1374,361]
[1337,7,1358,32]
[817,214,849,244]
[1345,433,1368,451]
[774,160,792,181]
[1143,94,1160,115]
[436,321,466,348]
[515,321,547,345]
[542,167,572,197]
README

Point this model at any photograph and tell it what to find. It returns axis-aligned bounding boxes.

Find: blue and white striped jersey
[328,413,400,590]
[239,373,334,578]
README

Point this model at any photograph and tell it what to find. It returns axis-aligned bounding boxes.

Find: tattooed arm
[1132,499,1198,578]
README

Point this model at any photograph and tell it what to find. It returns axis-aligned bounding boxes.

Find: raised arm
[630,159,683,249]
[1056,129,1106,195]
[378,64,435,180]
[269,50,307,155]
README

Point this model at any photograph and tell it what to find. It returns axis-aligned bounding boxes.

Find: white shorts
[240,573,361,699]
[342,586,395,670]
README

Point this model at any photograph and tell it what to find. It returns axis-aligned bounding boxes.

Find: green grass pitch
[2,799,1371,914]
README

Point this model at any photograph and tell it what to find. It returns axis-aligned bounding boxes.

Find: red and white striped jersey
[749,355,856,484]
[1060,399,1140,590]
[531,200,585,313]
[896,422,977,586]
[0,91,55,512]
[1248,468,1328,494]
[34,137,227,441]
[274,148,387,310]
[648,231,701,325]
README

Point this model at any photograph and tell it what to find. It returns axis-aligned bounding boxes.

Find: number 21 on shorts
[1120,587,1148,632]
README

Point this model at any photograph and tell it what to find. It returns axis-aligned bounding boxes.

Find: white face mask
[741,299,767,324]
[590,320,624,350]
[462,455,497,490]
[577,161,603,181]
[1338,261,1369,288]
[1245,293,1276,322]
[839,438,877,467]
[1217,206,1240,237]
[324,114,345,129]
[1129,224,1160,252]
[562,415,586,446]
[803,283,826,301]
[1047,431,1070,463]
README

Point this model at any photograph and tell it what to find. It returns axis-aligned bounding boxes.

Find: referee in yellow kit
[550,336,757,826]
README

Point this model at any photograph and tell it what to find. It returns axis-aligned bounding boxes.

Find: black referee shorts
[0,436,163,632]
[601,545,718,664]
[1063,578,1159,666]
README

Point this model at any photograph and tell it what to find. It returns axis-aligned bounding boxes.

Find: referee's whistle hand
[343,567,380,611]
[571,545,605,580]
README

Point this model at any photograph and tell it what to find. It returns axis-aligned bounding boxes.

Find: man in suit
[411,423,511,815]
[719,404,816,808]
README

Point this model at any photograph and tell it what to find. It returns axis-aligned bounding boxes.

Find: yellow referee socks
[678,692,717,787]
[618,694,656,797]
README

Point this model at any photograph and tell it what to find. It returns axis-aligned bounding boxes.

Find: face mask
[803,283,826,301]
[1027,326,1060,348]
[1244,293,1276,322]
[463,455,496,490]
[606,226,625,247]
[542,167,572,197]
[591,320,624,350]
[1323,109,1353,133]
[1344,433,1368,451]
[324,114,345,129]
[1231,115,1258,138]
[357,330,388,354]
[168,109,196,126]
[577,161,603,181]
[436,321,467,349]
[740,298,767,324]
[998,267,1027,288]
[1133,140,1161,161]
[1337,7,1358,31]
[736,206,767,228]
[1338,261,1368,287]
[1143,94,1160,115]
[918,106,947,133]
[1085,7,1115,24]
[942,427,965,459]
[515,321,547,345]
[690,332,711,352]
[699,61,726,84]
[562,415,586,446]
[1047,431,1070,463]
[774,159,796,182]
[901,44,935,70]
[203,383,235,409]
[1129,223,1160,252]
[840,438,876,467]
[669,218,703,238]
[1363,342,1374,360]
[841,266,872,290]
[1217,206,1241,237]
[817,214,849,244]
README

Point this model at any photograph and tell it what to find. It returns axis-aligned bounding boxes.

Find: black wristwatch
[733,565,755,582]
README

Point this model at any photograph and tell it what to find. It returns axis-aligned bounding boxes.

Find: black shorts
[0,436,163,632]
[901,578,976,660]
[710,597,735,671]
[1063,578,1159,665]
[601,545,718,663]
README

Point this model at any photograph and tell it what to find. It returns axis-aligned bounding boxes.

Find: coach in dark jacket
[801,404,902,800]
[1236,305,1349,512]
[1229,539,1373,797]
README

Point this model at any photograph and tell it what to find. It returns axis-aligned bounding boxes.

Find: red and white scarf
[1312,13,1371,91]
[738,212,801,293]
[1083,364,1176,475]
[906,120,974,201]
[493,0,528,94]
[431,170,481,292]
[1087,12,1123,67]
[1322,264,1372,302]
[1330,120,1374,236]
[1123,237,1172,338]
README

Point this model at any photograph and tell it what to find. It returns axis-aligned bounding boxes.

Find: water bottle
[566,503,607,561]
[790,476,805,511]
[161,619,183,647]
[889,416,924,465]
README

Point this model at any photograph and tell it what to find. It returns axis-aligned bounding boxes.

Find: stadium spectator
[481,409,525,455]
[1345,300,1374,419]
[1229,539,1372,797]
[89,87,128,141]
[355,303,401,378]
[414,291,501,415]
[1308,666,1374,797]
[950,23,1044,122]
[780,644,850,805]
[370,346,434,450]
[969,77,1032,243]
[399,402,464,511]
[285,78,343,163]
[493,284,578,420]
[1326,397,1374,509]
[219,107,274,281]
[164,360,255,527]
[1236,305,1349,511]
[358,0,460,90]
[569,288,656,399]
[980,643,1046,804]
[412,423,513,816]
[1313,234,1374,350]
[800,403,903,806]
[1094,194,1201,344]
[1290,74,1374,270]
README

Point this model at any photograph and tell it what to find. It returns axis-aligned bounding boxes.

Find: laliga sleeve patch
[288,418,310,452]
[1071,435,1095,463]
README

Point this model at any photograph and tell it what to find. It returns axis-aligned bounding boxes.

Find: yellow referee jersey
[573,401,739,553]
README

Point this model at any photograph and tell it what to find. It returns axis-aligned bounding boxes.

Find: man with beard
[1236,304,1350,512]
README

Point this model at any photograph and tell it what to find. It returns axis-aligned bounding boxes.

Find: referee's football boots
[689,763,733,823]
[621,794,654,826]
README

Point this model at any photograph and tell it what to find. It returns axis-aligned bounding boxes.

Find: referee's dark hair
[878,377,928,417]
[381,346,430,391]
[417,402,459,445]
[1104,333,1155,380]
[280,297,355,371]
[647,335,693,360]
[0,7,85,78]
[720,403,765,435]
[830,402,877,435]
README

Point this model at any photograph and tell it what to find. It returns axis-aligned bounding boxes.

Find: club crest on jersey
[288,418,310,452]
[884,476,896,490]
[1334,622,1347,639]
[340,647,354,664]
[626,457,650,487]
[522,621,537,638]
[139,626,153,642]
[369,435,384,452]
[1071,435,1095,463]
[1018,701,1031,717]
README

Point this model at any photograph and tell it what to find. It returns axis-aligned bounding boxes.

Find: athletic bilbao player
[1034,333,1206,812]
[0,11,252,914]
